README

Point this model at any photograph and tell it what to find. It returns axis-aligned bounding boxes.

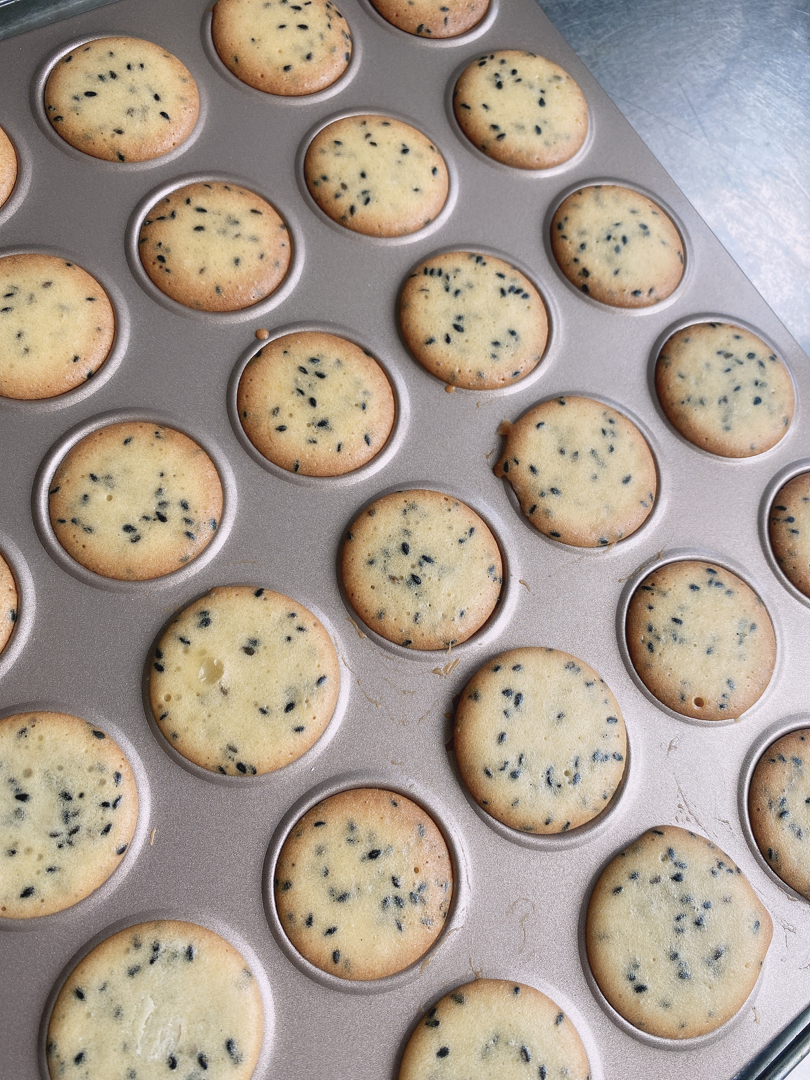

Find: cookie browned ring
[769,472,810,597]
[454,647,627,833]
[238,331,395,475]
[0,124,17,208]
[44,36,199,162]
[212,0,352,95]
[48,421,223,581]
[625,560,776,720]
[0,254,115,400]
[749,728,810,899]
[149,585,340,775]
[138,180,291,311]
[454,50,588,169]
[0,552,17,655]
[399,251,548,390]
[655,322,793,457]
[551,184,684,307]
[304,115,449,237]
[398,978,590,1079]
[274,787,453,979]
[371,0,489,37]
[495,395,656,547]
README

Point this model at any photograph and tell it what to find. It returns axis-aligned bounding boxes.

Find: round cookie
[0,254,115,400]
[454,647,626,833]
[212,0,352,95]
[0,124,17,209]
[304,114,449,237]
[749,728,810,900]
[625,560,776,720]
[370,0,489,37]
[586,825,772,1039]
[341,489,503,649]
[150,585,340,775]
[0,552,17,655]
[399,251,548,390]
[494,395,657,547]
[237,331,395,475]
[44,37,199,163]
[551,184,684,307]
[274,787,453,980]
[398,978,590,1080]
[454,51,588,170]
[46,920,263,1080]
[655,322,794,457]
[138,180,291,311]
[0,711,137,918]
[48,420,223,581]
[769,471,810,597]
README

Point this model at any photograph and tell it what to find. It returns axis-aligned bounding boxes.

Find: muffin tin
[1,0,809,1076]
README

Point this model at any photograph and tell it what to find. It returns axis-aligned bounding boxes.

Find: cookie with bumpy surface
[398,978,590,1080]
[138,180,291,311]
[625,560,775,720]
[371,0,489,37]
[46,920,263,1080]
[551,185,684,307]
[454,647,626,833]
[48,421,223,581]
[0,712,137,918]
[341,489,502,649]
[237,331,395,475]
[150,586,339,775]
[305,115,448,237]
[275,787,452,979]
[399,251,548,390]
[749,729,810,900]
[44,37,198,162]
[0,125,17,209]
[212,0,352,95]
[769,472,810,597]
[0,552,17,655]
[586,825,772,1038]
[656,322,793,457]
[495,395,656,547]
[454,51,588,169]
[0,254,115,400]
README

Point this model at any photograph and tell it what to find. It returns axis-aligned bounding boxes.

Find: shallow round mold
[616,547,781,727]
[296,108,459,247]
[263,770,470,994]
[33,408,237,592]
[125,173,303,322]
[31,35,207,170]
[228,321,409,486]
[0,244,130,411]
[335,481,519,660]
[141,585,350,786]
[543,178,691,317]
